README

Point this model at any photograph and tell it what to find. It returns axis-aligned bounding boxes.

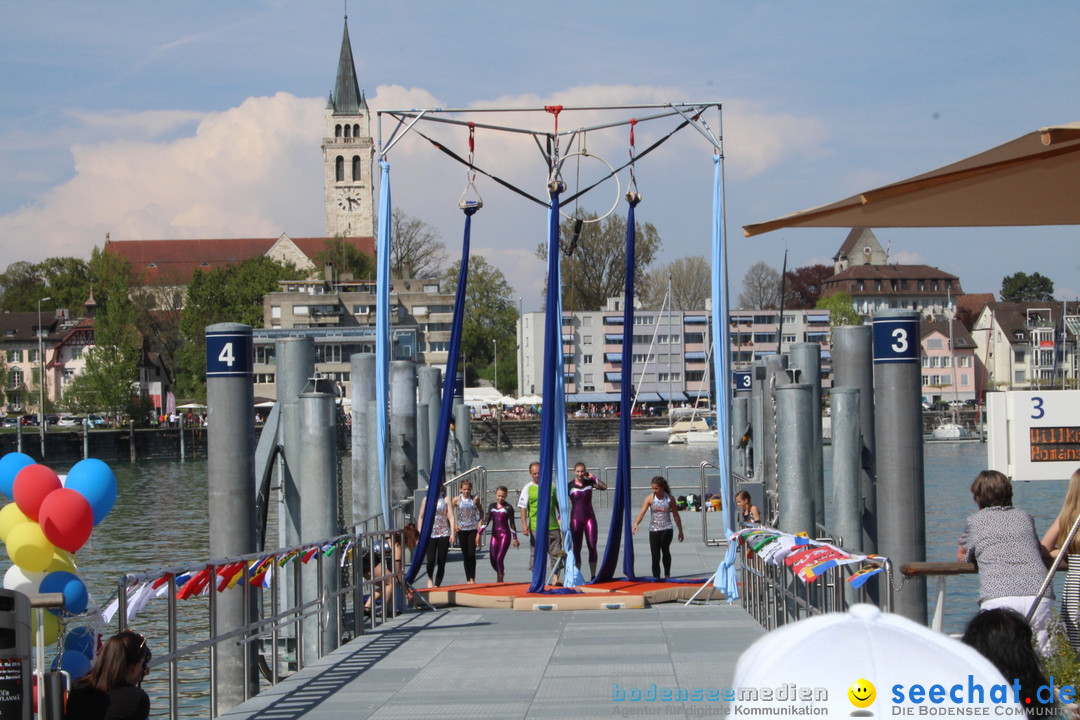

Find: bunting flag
[176,568,213,600]
[731,527,886,587]
[847,563,886,589]
[216,562,248,592]
[301,547,320,564]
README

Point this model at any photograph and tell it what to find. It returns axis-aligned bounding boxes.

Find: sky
[2,1,1080,311]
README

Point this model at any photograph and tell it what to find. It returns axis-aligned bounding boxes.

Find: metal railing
[737,524,894,631]
[113,505,415,719]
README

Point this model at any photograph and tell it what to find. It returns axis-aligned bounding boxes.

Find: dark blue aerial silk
[593,196,641,583]
[406,205,477,583]
[710,154,739,599]
[527,186,567,593]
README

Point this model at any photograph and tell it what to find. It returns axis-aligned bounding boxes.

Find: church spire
[330,18,365,115]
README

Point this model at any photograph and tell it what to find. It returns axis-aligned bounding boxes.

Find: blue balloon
[63,626,98,659]
[0,453,35,500]
[63,458,117,526]
[52,649,93,679]
[40,571,89,616]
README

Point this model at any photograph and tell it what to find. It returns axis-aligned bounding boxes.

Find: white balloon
[4,564,46,595]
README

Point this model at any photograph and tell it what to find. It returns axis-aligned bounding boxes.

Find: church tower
[323,17,374,239]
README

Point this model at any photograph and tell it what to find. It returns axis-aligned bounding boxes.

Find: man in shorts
[518,461,564,583]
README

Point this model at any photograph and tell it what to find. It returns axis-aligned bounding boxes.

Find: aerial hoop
[548,151,622,224]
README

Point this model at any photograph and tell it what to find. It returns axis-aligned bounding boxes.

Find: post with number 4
[870,309,927,624]
[204,323,260,706]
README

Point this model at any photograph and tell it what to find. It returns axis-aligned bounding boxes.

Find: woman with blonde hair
[1041,467,1080,653]
[64,630,151,719]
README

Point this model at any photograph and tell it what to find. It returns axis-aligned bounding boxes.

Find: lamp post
[492,338,498,394]
[37,296,51,458]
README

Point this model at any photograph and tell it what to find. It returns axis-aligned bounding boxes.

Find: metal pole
[732,396,749,478]
[790,343,824,527]
[205,323,259,709]
[518,298,524,397]
[831,325,877,556]
[37,296,50,460]
[872,310,926,623]
[351,353,376,525]
[775,383,814,535]
[390,360,418,504]
[831,386,862,607]
[298,389,340,660]
[493,338,498,394]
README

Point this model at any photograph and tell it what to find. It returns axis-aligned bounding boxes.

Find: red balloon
[38,489,93,553]
[12,465,61,521]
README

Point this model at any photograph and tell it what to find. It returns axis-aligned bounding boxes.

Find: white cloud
[0,85,826,306]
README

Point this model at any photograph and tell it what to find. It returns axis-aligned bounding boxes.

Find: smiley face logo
[848,678,875,709]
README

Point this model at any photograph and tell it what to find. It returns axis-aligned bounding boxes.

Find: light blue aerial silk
[406,205,477,583]
[594,195,640,583]
[528,185,571,593]
[376,160,392,528]
[710,154,739,600]
[559,230,583,589]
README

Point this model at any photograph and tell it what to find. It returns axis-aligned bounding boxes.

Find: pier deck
[219,513,765,719]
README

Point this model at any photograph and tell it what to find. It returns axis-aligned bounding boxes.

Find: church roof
[330,19,365,115]
[833,227,880,261]
[104,236,375,285]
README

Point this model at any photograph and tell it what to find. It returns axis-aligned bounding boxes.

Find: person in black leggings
[632,476,684,579]
[452,479,482,583]
[419,493,454,587]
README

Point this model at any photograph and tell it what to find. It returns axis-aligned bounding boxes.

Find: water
[12,441,1070,715]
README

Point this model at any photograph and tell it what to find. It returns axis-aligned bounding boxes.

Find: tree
[784,264,833,309]
[391,209,447,279]
[78,247,143,418]
[738,261,781,309]
[1001,272,1055,302]
[0,261,45,311]
[535,212,662,311]
[441,255,519,389]
[816,291,862,326]
[38,257,91,316]
[175,257,304,400]
[314,237,374,282]
[647,256,710,310]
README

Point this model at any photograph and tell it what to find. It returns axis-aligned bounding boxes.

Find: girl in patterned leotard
[480,486,519,582]
[419,493,454,587]
[452,479,482,584]
[632,476,684,579]
[569,462,608,580]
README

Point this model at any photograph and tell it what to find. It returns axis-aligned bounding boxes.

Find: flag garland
[730,527,886,587]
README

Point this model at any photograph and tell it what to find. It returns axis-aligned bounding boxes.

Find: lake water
[17,439,1073,715]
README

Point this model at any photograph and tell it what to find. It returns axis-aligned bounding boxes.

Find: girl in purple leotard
[569,462,608,580]
[480,486,519,582]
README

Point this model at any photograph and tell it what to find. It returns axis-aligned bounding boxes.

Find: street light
[37,296,51,458]
[492,338,498,394]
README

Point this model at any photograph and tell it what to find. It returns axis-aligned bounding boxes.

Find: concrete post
[453,402,472,476]
[205,323,259,709]
[298,390,340,660]
[872,310,926,623]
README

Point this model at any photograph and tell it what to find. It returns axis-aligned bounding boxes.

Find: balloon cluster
[0,453,116,677]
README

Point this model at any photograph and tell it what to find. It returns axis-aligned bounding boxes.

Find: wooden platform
[417,578,723,611]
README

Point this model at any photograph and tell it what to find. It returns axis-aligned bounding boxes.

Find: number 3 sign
[871,315,919,365]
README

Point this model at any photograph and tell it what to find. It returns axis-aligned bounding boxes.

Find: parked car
[86,414,108,428]
[1,417,19,428]
[20,416,38,426]
[57,416,84,427]
[45,414,61,425]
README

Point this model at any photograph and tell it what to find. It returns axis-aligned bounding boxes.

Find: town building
[972,301,1080,391]
[920,319,978,404]
[728,308,833,381]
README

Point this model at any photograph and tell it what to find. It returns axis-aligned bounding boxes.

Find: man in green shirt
[517,461,564,583]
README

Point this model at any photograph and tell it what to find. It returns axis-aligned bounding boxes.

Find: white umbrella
[176,403,206,410]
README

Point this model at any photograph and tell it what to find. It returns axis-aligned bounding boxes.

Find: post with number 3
[204,323,260,705]
[870,309,927,624]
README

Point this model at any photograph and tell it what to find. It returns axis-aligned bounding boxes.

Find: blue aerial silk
[406,206,476,583]
[710,154,740,600]
[594,196,640,583]
[376,161,392,527]
[559,228,583,588]
[528,186,568,593]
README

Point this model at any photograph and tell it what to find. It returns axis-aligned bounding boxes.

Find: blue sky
[2,1,1079,309]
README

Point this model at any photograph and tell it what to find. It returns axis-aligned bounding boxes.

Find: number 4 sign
[206,328,253,377]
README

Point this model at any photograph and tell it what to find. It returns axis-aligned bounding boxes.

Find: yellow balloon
[0,503,30,544]
[48,549,77,574]
[6,522,55,573]
[38,610,59,646]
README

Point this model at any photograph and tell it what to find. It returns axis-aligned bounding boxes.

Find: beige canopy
[743,122,1080,237]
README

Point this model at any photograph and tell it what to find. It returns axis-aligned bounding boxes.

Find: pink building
[920,320,977,404]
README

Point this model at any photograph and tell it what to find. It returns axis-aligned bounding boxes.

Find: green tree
[535,212,662,312]
[0,261,46,311]
[441,256,519,391]
[38,257,91,316]
[176,257,303,400]
[1001,272,1055,302]
[79,247,143,419]
[314,237,374,282]
[391,209,447,279]
[816,291,862,326]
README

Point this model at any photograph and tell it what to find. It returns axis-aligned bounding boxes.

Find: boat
[931,420,972,440]
[631,426,676,444]
[666,418,714,444]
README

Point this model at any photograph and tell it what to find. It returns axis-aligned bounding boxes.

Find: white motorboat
[931,421,972,440]
[631,427,675,444]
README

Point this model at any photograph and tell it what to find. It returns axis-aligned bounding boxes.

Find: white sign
[987,390,1080,481]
